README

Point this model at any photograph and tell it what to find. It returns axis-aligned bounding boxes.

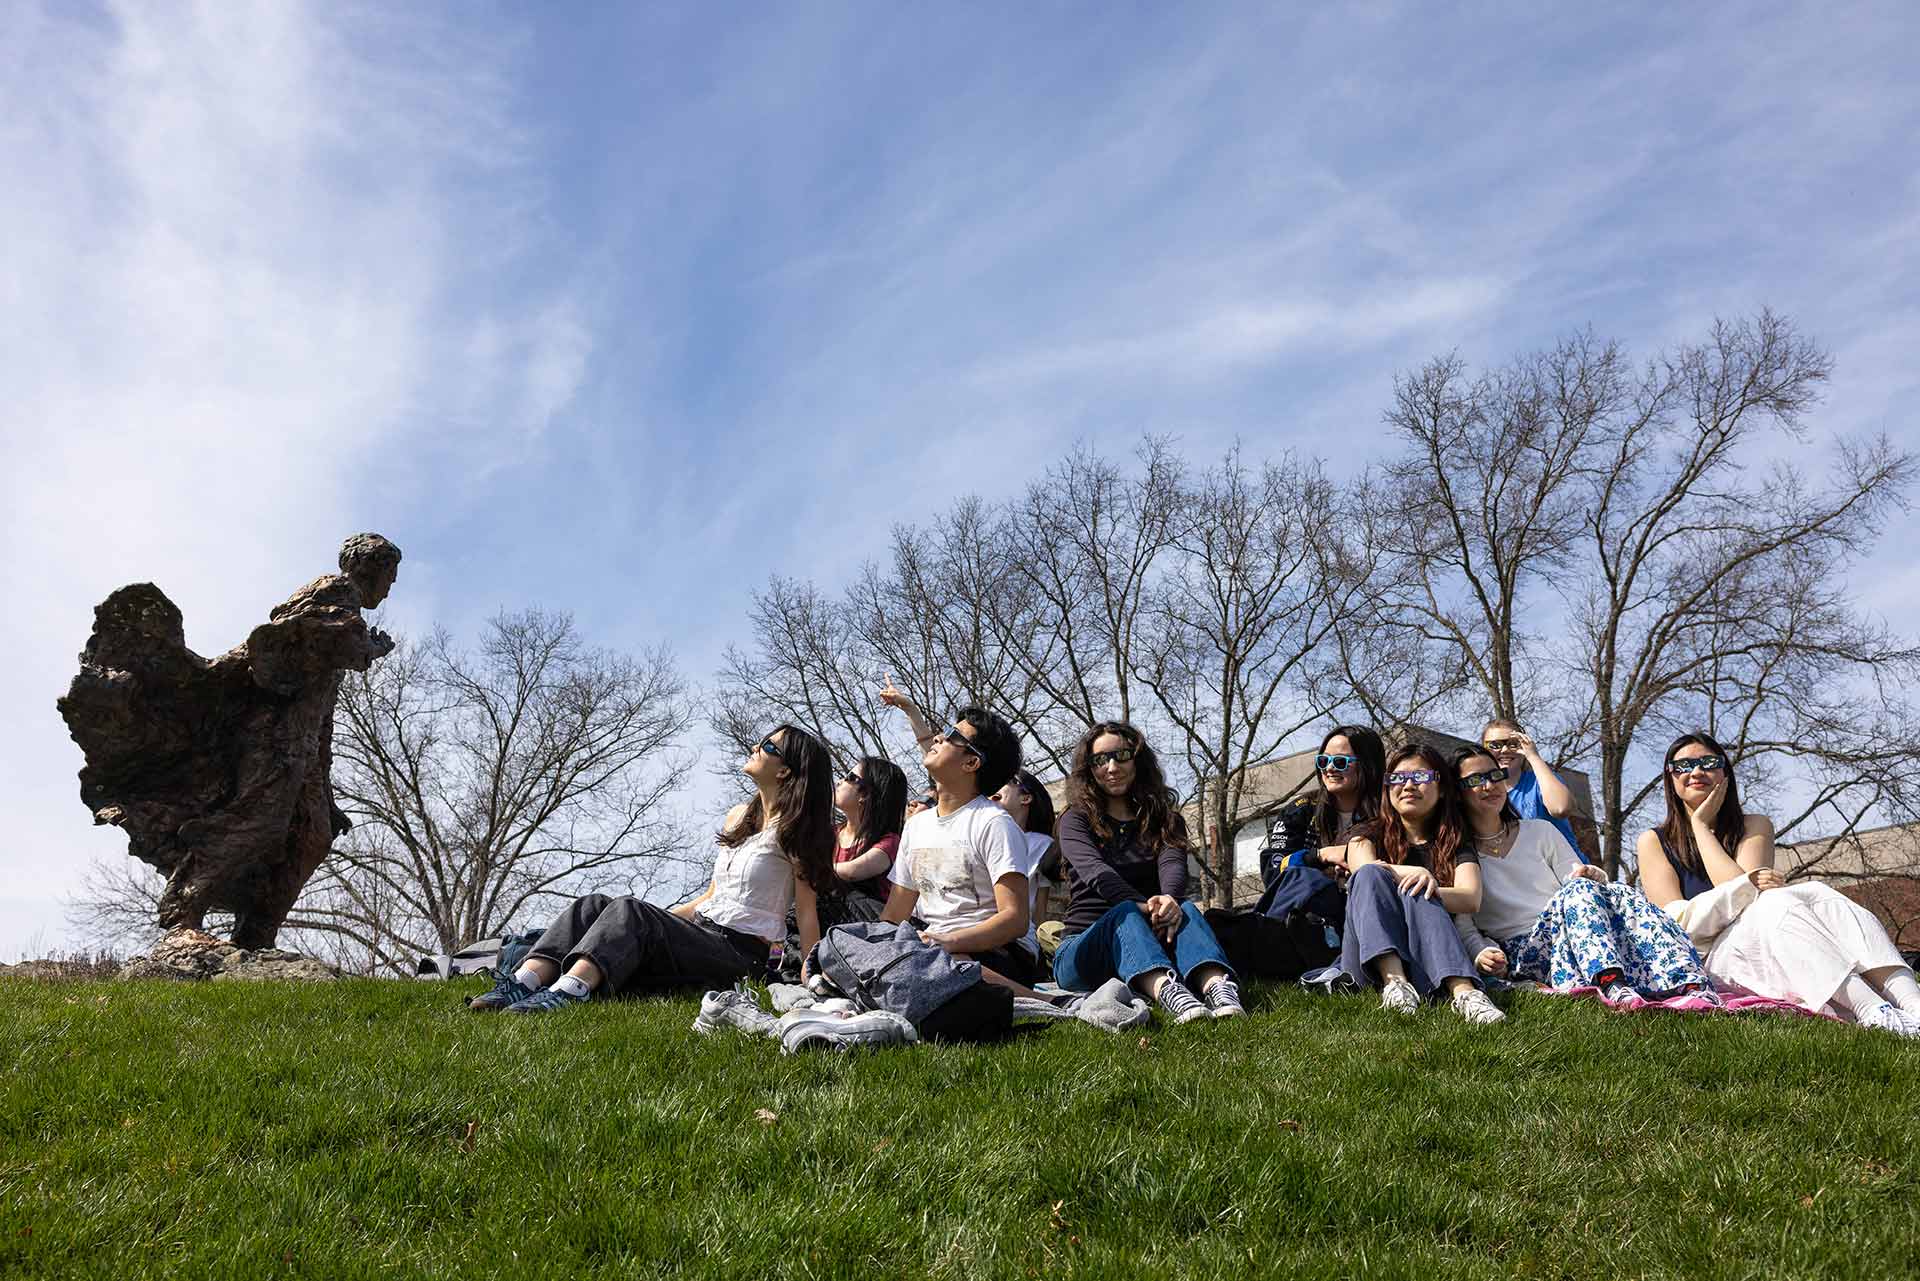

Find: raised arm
[1689,779,1771,886]
[1517,734,1577,819]
[878,674,938,747]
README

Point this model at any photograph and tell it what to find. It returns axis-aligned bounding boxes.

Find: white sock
[512,965,548,992]
[1831,972,1888,1020]
[1869,967,1920,1015]
[552,974,592,999]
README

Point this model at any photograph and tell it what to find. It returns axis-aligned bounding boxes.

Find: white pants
[1706,882,1906,1016]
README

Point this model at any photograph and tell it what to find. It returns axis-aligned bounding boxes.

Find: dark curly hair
[1065,721,1188,853]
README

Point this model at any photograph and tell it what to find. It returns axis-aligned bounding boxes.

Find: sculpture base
[118,928,341,982]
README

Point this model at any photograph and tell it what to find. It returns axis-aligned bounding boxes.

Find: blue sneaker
[505,984,590,1014]
[466,967,535,1012]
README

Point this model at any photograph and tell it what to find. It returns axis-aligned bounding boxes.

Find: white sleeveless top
[697,826,797,943]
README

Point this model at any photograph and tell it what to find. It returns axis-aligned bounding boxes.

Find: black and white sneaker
[1201,976,1245,1019]
[1156,978,1209,1025]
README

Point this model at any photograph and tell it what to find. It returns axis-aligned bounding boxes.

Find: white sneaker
[1859,1002,1919,1038]
[777,1009,919,1053]
[1379,975,1420,1016]
[692,988,779,1038]
[1451,987,1507,1025]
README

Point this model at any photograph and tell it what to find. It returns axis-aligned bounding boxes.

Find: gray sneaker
[777,1009,919,1054]
[1156,978,1209,1025]
[692,988,780,1038]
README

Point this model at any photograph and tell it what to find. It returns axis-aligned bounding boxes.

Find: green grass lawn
[1,977,1915,1280]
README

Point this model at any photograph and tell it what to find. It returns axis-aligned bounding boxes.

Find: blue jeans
[1338,863,1478,999]
[1053,901,1234,992]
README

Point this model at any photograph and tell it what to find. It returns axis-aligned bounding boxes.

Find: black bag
[1204,906,1340,982]
[807,921,1013,1043]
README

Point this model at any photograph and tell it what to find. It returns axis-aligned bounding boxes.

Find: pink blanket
[1536,981,1836,1020]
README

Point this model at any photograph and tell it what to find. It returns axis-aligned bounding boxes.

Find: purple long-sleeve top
[1056,806,1191,936]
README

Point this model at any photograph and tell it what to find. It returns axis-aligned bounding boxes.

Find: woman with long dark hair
[1637,731,1919,1034]
[468,725,837,1013]
[1257,724,1386,916]
[827,755,909,911]
[993,769,1062,951]
[1448,744,1708,1002]
[1050,722,1243,1022]
[1338,742,1504,1024]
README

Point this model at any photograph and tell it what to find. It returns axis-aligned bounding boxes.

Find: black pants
[780,889,889,979]
[528,893,767,994]
[966,942,1040,987]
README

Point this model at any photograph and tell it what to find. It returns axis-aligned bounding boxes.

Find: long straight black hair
[719,724,837,894]
[851,755,908,848]
[1312,724,1386,844]
[1010,769,1057,837]
[1448,744,1519,828]
[1657,730,1746,877]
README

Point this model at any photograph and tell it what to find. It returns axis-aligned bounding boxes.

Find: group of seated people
[467,684,1920,1040]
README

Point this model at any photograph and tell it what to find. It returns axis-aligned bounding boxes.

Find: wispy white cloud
[0,0,586,954]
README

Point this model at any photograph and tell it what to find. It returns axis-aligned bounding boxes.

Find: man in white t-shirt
[879,701,1043,986]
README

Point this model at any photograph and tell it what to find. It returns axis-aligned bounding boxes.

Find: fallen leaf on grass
[754,1108,778,1125]
[1049,1201,1070,1232]
[871,1137,892,1152]
[458,1120,478,1152]
[1277,1119,1302,1132]
[1136,1037,1150,1050]
[1798,1194,1818,1208]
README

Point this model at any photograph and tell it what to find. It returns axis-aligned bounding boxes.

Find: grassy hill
[1,976,1915,1279]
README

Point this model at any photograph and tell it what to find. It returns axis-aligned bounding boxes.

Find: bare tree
[316,609,699,973]
[1573,312,1916,873]
[1133,448,1362,903]
[714,460,1183,780]
[1376,310,1917,876]
[712,576,893,767]
[1001,438,1187,731]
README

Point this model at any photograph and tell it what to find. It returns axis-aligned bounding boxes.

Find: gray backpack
[807,921,1012,1042]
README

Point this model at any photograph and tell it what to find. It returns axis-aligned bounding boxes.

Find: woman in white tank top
[468,724,840,1013]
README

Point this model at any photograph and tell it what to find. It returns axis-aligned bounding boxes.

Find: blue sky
[3,2,1917,955]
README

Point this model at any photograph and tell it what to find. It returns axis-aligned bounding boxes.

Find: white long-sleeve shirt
[1453,819,1589,956]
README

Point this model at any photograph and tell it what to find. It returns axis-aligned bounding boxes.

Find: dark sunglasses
[1387,769,1439,787]
[1667,755,1725,775]
[1315,753,1359,773]
[841,770,868,789]
[943,728,984,762]
[1483,737,1524,753]
[1461,766,1510,790]
[1089,746,1138,769]
[756,736,785,761]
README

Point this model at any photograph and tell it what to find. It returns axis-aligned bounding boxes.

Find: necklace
[1476,819,1517,857]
